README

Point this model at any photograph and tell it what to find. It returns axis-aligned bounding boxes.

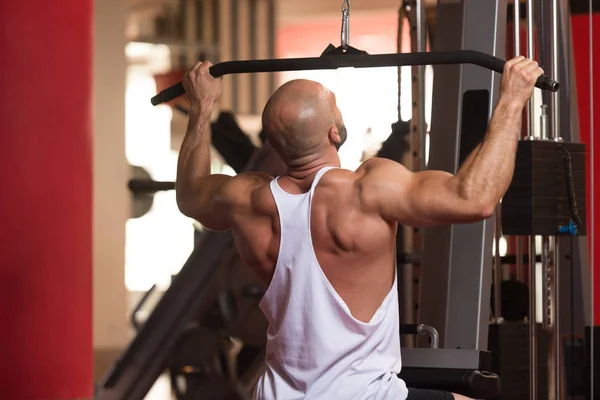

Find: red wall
[277,13,398,58]
[0,0,94,398]
[571,12,600,325]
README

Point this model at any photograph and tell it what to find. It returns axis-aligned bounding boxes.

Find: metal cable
[558,144,583,228]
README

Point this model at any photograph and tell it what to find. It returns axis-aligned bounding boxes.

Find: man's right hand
[499,56,545,107]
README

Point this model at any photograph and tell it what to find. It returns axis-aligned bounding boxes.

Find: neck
[284,149,340,182]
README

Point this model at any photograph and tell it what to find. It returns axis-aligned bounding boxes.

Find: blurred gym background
[0,1,597,399]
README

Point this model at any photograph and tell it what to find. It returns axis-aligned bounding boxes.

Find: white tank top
[253,166,408,400]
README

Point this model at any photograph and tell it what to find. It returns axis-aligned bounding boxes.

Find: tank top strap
[309,166,338,195]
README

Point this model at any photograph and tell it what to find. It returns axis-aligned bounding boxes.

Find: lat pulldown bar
[150,48,560,106]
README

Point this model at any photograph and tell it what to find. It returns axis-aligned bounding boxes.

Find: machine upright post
[529,235,538,400]
[405,0,427,343]
[526,2,538,399]
[413,0,425,334]
[535,1,593,398]
[397,3,415,347]
[419,0,505,352]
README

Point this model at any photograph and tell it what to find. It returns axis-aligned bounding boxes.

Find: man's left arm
[175,61,268,231]
[175,106,231,230]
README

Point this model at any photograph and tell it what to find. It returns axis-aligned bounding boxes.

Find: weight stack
[488,322,550,400]
[501,140,587,236]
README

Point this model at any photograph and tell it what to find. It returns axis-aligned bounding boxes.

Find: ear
[328,125,341,146]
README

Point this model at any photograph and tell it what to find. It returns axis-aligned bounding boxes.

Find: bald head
[262,79,347,164]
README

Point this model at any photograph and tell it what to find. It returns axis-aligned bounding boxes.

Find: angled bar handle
[150,49,559,106]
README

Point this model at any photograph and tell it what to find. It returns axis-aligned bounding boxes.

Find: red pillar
[0,1,93,398]
[572,11,600,326]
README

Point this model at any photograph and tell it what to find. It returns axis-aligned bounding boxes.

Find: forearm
[454,97,524,207]
[176,104,213,204]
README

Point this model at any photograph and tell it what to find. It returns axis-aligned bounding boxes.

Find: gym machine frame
[502,1,591,399]
[417,2,590,400]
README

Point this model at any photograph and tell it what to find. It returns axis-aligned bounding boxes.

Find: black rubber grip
[151,82,185,106]
[400,324,420,335]
[128,179,175,193]
[150,50,559,106]
[465,370,502,398]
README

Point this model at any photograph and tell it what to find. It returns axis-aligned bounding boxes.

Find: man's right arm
[357,56,543,228]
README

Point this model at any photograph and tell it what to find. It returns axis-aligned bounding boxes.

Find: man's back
[233,164,398,324]
[243,166,406,400]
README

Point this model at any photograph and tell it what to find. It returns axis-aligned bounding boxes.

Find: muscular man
[177,56,543,400]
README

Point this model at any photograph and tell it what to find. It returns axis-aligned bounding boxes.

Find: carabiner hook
[341,0,350,51]
[342,0,350,12]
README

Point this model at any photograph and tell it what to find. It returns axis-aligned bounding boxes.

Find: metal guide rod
[514,0,521,56]
[415,0,426,172]
[514,0,522,283]
[413,0,426,322]
[407,0,427,173]
[494,205,503,323]
[526,0,536,140]
[541,236,551,331]
[551,0,560,142]
[552,239,561,400]
[526,1,537,398]
[540,104,548,140]
[540,107,552,333]
[397,4,406,121]
[529,235,538,400]
[549,0,561,398]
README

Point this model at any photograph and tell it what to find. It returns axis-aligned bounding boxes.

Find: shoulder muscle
[355,157,414,213]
